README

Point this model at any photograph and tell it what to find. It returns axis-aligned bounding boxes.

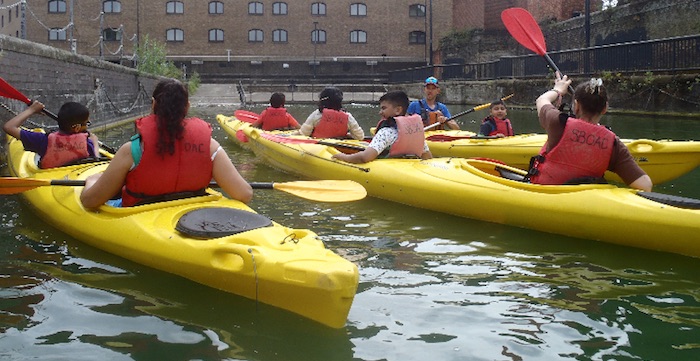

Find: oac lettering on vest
[569,129,609,149]
[184,142,207,153]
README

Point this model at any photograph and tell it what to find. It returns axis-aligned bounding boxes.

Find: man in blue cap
[407,76,460,130]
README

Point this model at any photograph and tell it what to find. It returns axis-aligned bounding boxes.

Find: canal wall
[0,35,158,128]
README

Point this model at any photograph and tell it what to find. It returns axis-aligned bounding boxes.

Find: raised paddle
[0,178,367,202]
[424,93,515,131]
[0,77,118,154]
[500,8,575,95]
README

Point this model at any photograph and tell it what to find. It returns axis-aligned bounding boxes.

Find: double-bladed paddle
[424,93,515,131]
[0,77,118,154]
[501,7,575,95]
[0,178,367,202]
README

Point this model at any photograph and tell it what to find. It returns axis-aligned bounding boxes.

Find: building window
[272,29,288,43]
[166,28,184,42]
[409,4,425,17]
[208,29,224,42]
[248,2,263,15]
[311,2,326,16]
[248,29,263,42]
[49,28,66,41]
[272,2,287,15]
[350,30,366,44]
[166,1,184,14]
[312,29,326,44]
[409,31,425,44]
[350,3,366,16]
[209,1,223,14]
[103,28,121,41]
[103,0,121,13]
[48,0,66,13]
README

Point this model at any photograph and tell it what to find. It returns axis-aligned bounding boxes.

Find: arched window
[311,2,326,15]
[209,29,224,42]
[103,0,121,13]
[350,30,367,44]
[273,29,288,43]
[49,28,66,41]
[311,29,326,44]
[273,2,287,15]
[409,31,425,44]
[48,0,66,13]
[103,28,122,41]
[409,4,425,17]
[166,28,184,42]
[209,1,224,14]
[248,2,263,15]
[350,3,366,16]
[248,29,263,42]
[166,1,184,14]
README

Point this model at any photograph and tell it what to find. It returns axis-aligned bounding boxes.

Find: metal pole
[99,12,104,60]
[20,0,26,39]
[584,0,591,74]
[69,0,74,52]
[136,0,140,47]
[424,1,428,64]
[313,22,318,80]
[428,0,433,66]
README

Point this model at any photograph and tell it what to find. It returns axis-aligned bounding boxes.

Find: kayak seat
[496,166,527,182]
[176,207,273,239]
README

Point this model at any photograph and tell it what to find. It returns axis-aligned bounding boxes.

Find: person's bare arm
[211,139,253,203]
[80,143,133,209]
[332,147,379,164]
[629,174,652,192]
[3,101,44,139]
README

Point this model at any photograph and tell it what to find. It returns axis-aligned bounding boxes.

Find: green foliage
[439,29,480,54]
[187,71,201,95]
[135,35,180,78]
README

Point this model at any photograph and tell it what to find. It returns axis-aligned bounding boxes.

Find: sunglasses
[425,77,439,85]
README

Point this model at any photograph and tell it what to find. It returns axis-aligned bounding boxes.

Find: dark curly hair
[151,79,188,155]
[318,87,343,112]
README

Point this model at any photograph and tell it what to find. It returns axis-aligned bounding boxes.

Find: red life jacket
[311,109,349,138]
[387,114,425,157]
[530,118,615,185]
[419,100,445,131]
[484,117,513,136]
[259,107,290,131]
[122,115,213,207]
[40,132,90,168]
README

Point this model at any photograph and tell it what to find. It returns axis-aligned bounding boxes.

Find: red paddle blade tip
[501,7,547,56]
[0,77,32,104]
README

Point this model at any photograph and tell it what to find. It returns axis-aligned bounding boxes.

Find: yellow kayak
[220,115,700,258]
[4,135,359,328]
[422,129,700,184]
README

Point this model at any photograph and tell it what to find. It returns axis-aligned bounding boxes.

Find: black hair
[57,102,89,132]
[574,78,608,116]
[489,100,506,109]
[270,92,286,108]
[379,90,409,115]
[318,87,343,111]
[151,79,188,155]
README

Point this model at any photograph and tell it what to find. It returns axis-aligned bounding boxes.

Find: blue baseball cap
[425,76,439,87]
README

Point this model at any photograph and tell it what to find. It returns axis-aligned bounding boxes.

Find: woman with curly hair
[81,79,252,208]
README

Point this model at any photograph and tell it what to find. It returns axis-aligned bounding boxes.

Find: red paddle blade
[0,77,31,104]
[234,109,260,123]
[235,130,249,143]
[501,8,547,56]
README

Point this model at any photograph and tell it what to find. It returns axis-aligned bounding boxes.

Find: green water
[1,103,699,360]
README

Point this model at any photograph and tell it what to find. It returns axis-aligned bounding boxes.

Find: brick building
[2,0,585,82]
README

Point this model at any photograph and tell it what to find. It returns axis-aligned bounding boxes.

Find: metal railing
[390,34,700,83]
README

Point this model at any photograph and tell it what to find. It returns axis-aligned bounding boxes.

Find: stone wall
[0,34,160,128]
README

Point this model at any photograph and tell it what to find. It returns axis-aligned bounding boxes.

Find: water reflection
[1,105,699,360]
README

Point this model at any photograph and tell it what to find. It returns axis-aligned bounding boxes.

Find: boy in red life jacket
[332,90,431,164]
[406,77,459,130]
[529,72,652,191]
[252,92,300,131]
[299,87,365,140]
[478,100,513,137]
[3,100,100,168]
